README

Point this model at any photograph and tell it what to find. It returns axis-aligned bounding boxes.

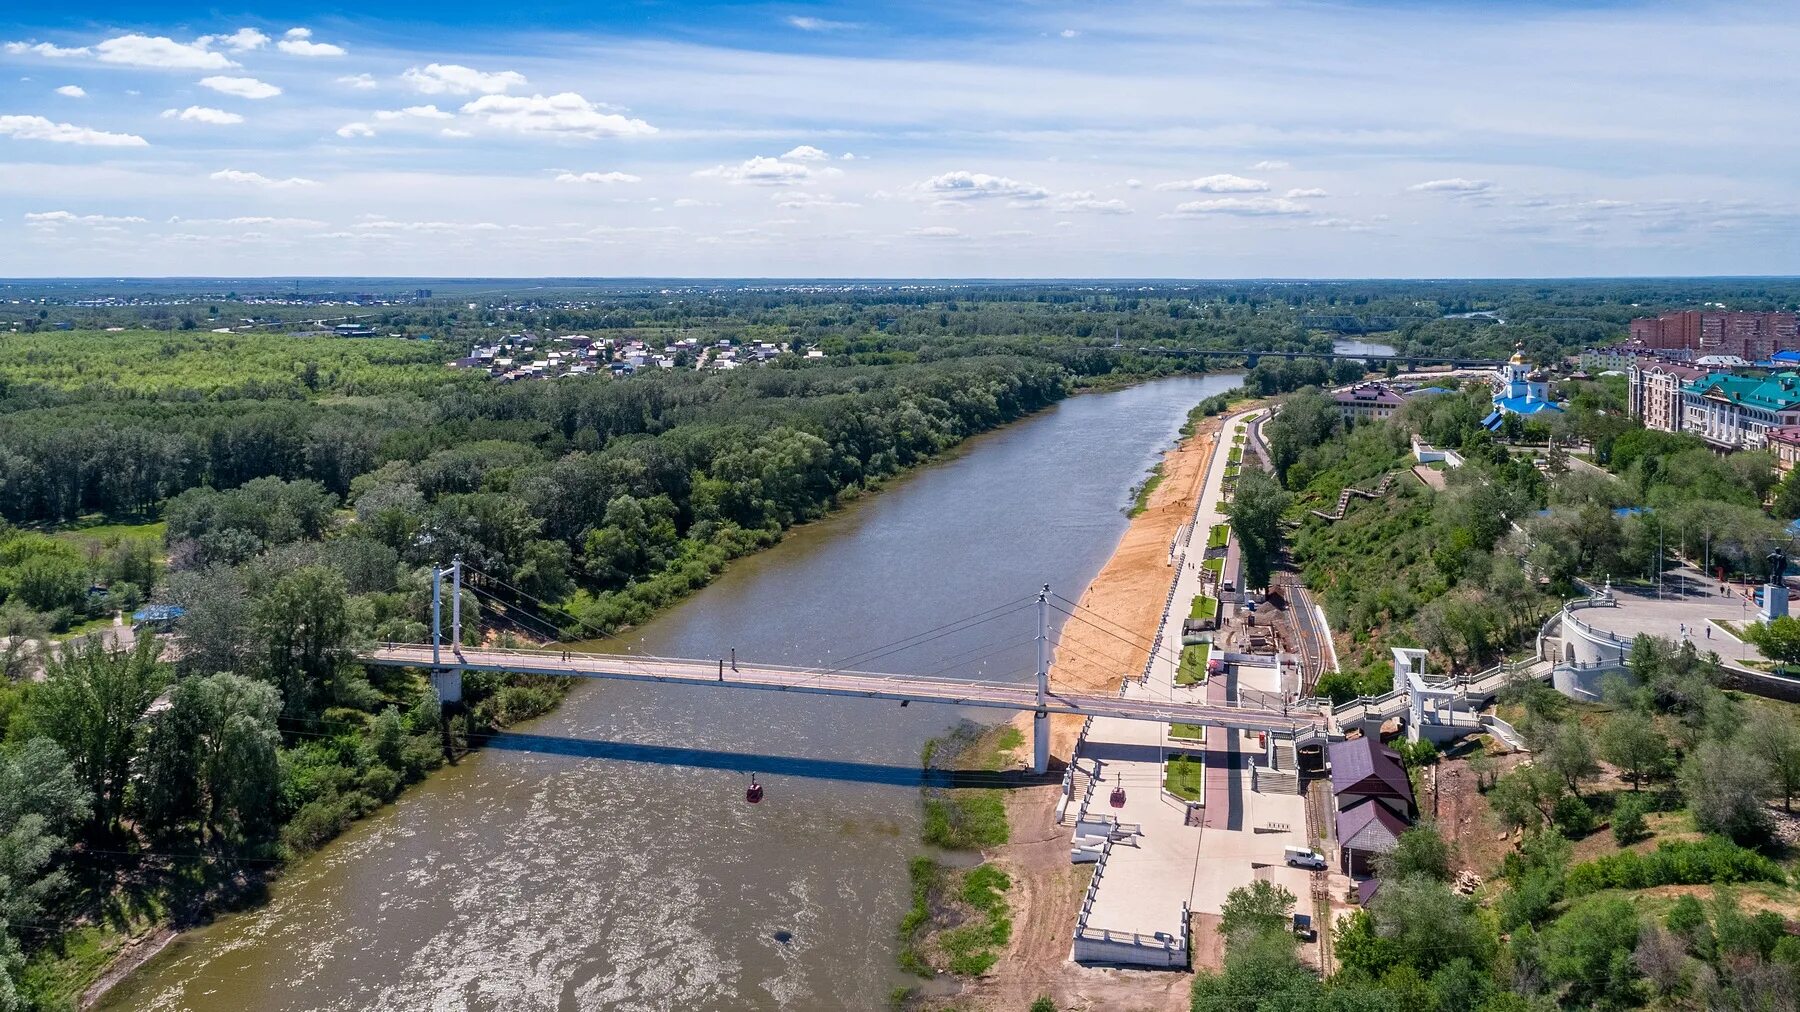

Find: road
[363,644,1324,735]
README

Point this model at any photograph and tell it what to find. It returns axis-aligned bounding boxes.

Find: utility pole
[451,555,462,651]
[1033,584,1050,775]
[431,564,442,667]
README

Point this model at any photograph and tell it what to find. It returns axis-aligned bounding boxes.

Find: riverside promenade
[1069,408,1313,966]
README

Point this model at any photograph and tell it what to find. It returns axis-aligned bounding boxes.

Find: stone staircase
[1307,473,1397,522]
[1254,740,1302,795]
[1059,760,1099,827]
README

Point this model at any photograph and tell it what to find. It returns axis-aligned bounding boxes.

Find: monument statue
[1770,547,1790,587]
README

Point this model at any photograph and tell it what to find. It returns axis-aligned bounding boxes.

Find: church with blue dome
[1483,344,1562,429]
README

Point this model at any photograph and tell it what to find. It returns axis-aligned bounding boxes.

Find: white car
[1283,846,1327,870]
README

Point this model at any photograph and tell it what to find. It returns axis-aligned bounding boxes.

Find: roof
[1329,736,1412,803]
[1684,372,1800,413]
[1357,879,1382,906]
[1768,425,1800,447]
[1408,386,1455,396]
[1334,383,1404,408]
[1494,396,1563,415]
[133,604,185,622]
[1337,799,1409,852]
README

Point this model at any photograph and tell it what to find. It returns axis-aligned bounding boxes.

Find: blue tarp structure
[132,605,185,623]
[1480,410,1503,430]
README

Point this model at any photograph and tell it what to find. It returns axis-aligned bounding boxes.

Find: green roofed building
[1681,371,1800,449]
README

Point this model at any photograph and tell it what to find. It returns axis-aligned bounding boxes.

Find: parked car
[1283,846,1327,870]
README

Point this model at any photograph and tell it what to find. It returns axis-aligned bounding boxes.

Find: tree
[1743,616,1800,668]
[137,673,282,842]
[0,738,90,1011]
[1489,764,1564,834]
[1362,875,1494,976]
[1600,710,1668,791]
[1265,387,1339,481]
[1542,895,1643,1008]
[167,565,256,679]
[1743,708,1800,812]
[1189,923,1323,1011]
[1611,792,1650,845]
[1541,720,1600,796]
[1219,879,1295,945]
[1225,469,1290,590]
[28,636,165,833]
[1773,467,1800,522]
[1377,822,1453,882]
[254,565,355,719]
[1681,739,1772,843]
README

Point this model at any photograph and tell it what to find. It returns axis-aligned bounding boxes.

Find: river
[99,374,1242,1012]
[1331,337,1398,358]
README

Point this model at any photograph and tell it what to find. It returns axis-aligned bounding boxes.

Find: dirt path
[936,415,1225,1011]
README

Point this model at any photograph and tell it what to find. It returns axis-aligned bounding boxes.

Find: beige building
[1627,360,1705,433]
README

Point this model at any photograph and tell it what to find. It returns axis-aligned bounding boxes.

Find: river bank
[924,399,1248,1011]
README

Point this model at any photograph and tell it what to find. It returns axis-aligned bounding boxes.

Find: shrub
[1611,793,1649,846]
[1553,794,1595,838]
[1564,837,1787,898]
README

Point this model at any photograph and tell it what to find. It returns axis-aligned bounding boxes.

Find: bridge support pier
[431,669,463,704]
[1033,584,1051,775]
[1033,709,1049,775]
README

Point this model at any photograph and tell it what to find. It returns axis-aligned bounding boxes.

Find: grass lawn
[1177,643,1211,686]
[1170,723,1206,741]
[1207,524,1229,549]
[1189,595,1218,620]
[1203,556,1224,576]
[1129,464,1165,517]
[1228,446,1242,464]
[1164,754,1206,802]
[50,516,166,547]
[1225,464,1240,478]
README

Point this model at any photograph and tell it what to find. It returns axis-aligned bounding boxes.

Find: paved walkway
[1073,409,1312,956]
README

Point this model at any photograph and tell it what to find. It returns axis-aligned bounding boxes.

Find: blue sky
[2,0,1797,277]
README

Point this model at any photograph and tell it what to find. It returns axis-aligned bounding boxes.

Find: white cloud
[336,122,376,138]
[95,34,236,70]
[199,28,269,52]
[781,144,830,161]
[1408,177,1494,193]
[461,92,655,138]
[1056,191,1131,214]
[695,154,835,185]
[556,171,642,184]
[672,198,718,208]
[1284,187,1329,198]
[338,73,377,89]
[199,75,281,99]
[4,41,91,58]
[403,63,526,95]
[1060,29,1080,38]
[440,128,472,138]
[163,106,245,125]
[913,171,1049,202]
[1124,178,1143,189]
[277,30,346,58]
[1156,174,1269,193]
[374,104,453,121]
[908,225,965,239]
[54,85,84,98]
[776,191,860,209]
[210,168,317,188]
[173,215,325,227]
[1249,160,1291,170]
[787,16,857,31]
[24,210,147,225]
[0,114,146,146]
[1165,196,1311,216]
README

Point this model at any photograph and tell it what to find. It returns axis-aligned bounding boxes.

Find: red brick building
[1629,311,1800,362]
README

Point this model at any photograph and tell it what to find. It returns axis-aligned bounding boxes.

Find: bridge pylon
[429,557,464,704]
[1033,584,1050,775]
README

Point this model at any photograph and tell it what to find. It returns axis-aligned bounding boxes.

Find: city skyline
[3,0,1798,277]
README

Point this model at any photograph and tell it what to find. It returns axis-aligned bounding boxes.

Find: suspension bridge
[355,559,1324,774]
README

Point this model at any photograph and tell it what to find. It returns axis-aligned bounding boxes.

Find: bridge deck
[364,645,1321,736]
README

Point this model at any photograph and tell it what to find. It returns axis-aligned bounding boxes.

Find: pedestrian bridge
[359,643,1324,771]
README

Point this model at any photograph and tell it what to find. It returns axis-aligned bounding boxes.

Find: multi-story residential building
[1767,426,1800,473]
[1333,382,1405,422]
[1627,360,1706,433]
[1680,372,1800,449]
[1630,311,1800,362]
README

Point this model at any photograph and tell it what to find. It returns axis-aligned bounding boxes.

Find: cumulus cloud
[0,114,146,146]
[460,92,655,138]
[4,41,91,58]
[913,171,1049,202]
[1408,177,1494,193]
[1165,197,1312,216]
[374,104,453,121]
[54,85,84,98]
[172,215,325,227]
[672,198,718,208]
[337,73,377,89]
[210,168,317,188]
[556,171,642,184]
[781,144,830,161]
[1060,29,1080,38]
[199,28,269,52]
[335,122,375,138]
[695,153,837,185]
[1284,187,1329,198]
[440,127,472,138]
[163,106,245,125]
[776,191,861,209]
[787,16,858,31]
[199,75,281,99]
[1056,192,1132,214]
[95,34,236,70]
[1124,178,1143,189]
[908,226,965,239]
[1156,174,1268,193]
[1249,160,1291,170]
[403,63,526,95]
[277,28,346,57]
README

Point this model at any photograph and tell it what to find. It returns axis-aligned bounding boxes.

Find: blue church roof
[1494,396,1562,415]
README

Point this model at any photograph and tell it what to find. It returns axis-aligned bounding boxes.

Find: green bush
[1553,794,1595,838]
[1610,793,1649,846]
[1563,837,1787,897]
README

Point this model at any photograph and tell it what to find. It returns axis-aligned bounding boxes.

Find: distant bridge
[1111,346,1505,369]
